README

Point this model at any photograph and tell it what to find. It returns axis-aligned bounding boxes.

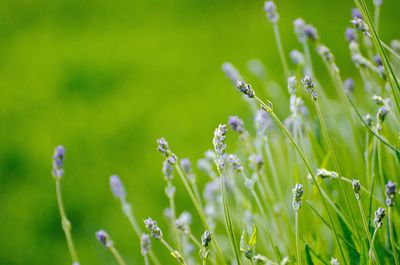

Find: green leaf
[249,224,257,248]
[304,243,314,265]
[360,237,368,265]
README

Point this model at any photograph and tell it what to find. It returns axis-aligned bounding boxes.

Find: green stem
[160,238,187,265]
[388,207,399,265]
[369,228,378,265]
[121,200,161,265]
[381,41,400,62]
[273,22,290,78]
[55,179,79,264]
[254,95,347,265]
[174,164,226,264]
[357,198,380,265]
[354,0,400,115]
[346,92,400,157]
[109,245,128,265]
[315,101,362,243]
[144,255,149,265]
[219,167,242,265]
[295,210,302,265]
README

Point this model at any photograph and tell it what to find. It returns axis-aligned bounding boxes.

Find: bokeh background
[1,0,399,264]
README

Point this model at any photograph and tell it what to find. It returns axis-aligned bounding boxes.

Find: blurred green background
[1,0,399,264]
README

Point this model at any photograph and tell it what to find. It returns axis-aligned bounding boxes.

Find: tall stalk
[252,95,347,264]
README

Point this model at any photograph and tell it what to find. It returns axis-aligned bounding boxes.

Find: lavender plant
[51,1,400,264]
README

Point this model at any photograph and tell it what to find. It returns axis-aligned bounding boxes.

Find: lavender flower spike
[264,1,279,23]
[96,230,113,248]
[301,75,318,101]
[213,124,228,171]
[351,17,371,38]
[52,145,65,179]
[352,179,361,199]
[236,80,255,98]
[385,180,396,207]
[110,175,126,200]
[144,217,163,239]
[374,207,385,228]
[292,183,304,211]
[304,24,319,42]
[157,137,177,165]
[345,27,357,43]
[140,234,151,256]
[228,116,245,134]
[222,62,243,85]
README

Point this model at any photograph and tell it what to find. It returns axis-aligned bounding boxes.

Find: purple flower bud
[374,207,385,228]
[96,230,112,248]
[110,175,126,199]
[52,145,65,179]
[144,217,163,239]
[374,55,383,66]
[140,234,151,256]
[213,124,228,170]
[236,80,255,98]
[345,27,357,43]
[180,158,192,175]
[293,18,306,42]
[264,1,279,23]
[301,75,318,101]
[201,230,212,247]
[222,62,243,85]
[385,180,396,207]
[228,116,245,134]
[351,17,370,38]
[343,78,355,93]
[304,24,319,42]
[157,138,170,157]
[162,160,174,180]
[352,8,363,20]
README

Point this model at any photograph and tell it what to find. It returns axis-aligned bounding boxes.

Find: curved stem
[55,179,79,264]
[219,168,242,265]
[254,95,347,265]
[174,164,226,264]
[109,245,128,265]
[160,238,187,265]
[356,199,380,265]
[121,200,161,265]
[369,228,378,265]
[315,102,362,243]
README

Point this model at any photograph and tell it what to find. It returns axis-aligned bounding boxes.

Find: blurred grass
[0,0,399,264]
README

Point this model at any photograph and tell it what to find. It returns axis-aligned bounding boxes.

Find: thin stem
[121,200,161,265]
[174,164,226,264]
[295,211,302,265]
[55,179,79,264]
[388,207,399,265]
[144,255,150,265]
[346,92,400,157]
[354,0,400,115]
[109,245,128,265]
[302,41,314,76]
[219,168,242,265]
[273,22,290,78]
[254,95,347,265]
[356,198,380,265]
[374,4,380,34]
[160,238,187,265]
[369,228,378,265]
[381,41,400,62]
[315,101,362,243]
